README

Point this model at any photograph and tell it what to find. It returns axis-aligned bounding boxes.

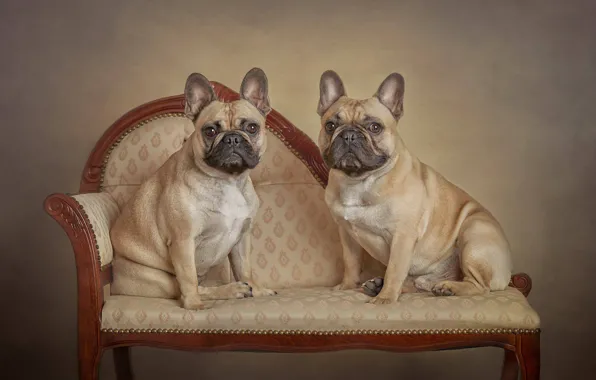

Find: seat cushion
[101,287,540,333]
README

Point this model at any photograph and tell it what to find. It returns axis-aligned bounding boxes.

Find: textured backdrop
[1,0,595,379]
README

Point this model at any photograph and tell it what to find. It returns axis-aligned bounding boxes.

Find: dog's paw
[362,277,384,297]
[367,295,397,305]
[333,280,360,291]
[432,281,456,297]
[226,281,253,299]
[181,293,205,310]
[250,286,277,297]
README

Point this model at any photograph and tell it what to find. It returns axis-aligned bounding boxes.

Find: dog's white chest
[219,185,251,220]
[214,185,253,243]
[328,183,392,264]
[330,179,384,226]
[194,183,254,274]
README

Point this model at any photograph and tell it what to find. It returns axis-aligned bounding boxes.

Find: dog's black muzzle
[324,127,388,176]
[205,132,260,174]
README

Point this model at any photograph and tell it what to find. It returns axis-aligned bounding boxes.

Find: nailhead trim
[70,196,102,264]
[101,327,540,335]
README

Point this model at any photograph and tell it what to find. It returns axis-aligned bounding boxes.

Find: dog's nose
[224,133,242,147]
[339,129,360,144]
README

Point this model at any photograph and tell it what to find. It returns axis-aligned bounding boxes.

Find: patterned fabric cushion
[102,115,195,203]
[99,114,356,288]
[101,287,540,332]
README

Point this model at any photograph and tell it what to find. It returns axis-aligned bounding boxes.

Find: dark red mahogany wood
[44,81,540,380]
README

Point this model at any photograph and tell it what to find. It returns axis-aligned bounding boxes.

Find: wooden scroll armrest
[509,273,533,297]
[43,192,120,314]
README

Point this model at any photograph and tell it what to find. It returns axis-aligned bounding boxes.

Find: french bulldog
[316,70,512,304]
[110,68,276,310]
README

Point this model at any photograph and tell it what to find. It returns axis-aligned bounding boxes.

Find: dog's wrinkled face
[184,68,270,175]
[316,70,405,177]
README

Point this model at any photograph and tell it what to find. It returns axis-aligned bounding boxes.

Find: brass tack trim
[70,196,102,264]
[101,327,540,335]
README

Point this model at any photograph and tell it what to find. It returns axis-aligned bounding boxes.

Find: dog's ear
[184,73,217,120]
[317,70,346,116]
[374,73,405,120]
[240,67,271,116]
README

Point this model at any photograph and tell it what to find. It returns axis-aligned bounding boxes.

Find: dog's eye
[203,126,218,138]
[368,123,383,134]
[325,122,336,133]
[245,123,259,135]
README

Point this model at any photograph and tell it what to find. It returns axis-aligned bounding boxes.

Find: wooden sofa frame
[44,82,540,380]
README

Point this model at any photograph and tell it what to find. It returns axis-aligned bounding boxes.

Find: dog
[110,68,276,310]
[316,70,512,304]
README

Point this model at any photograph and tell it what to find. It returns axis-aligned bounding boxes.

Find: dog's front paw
[249,286,277,297]
[362,277,384,297]
[432,281,456,296]
[366,288,400,305]
[225,282,253,299]
[367,296,397,305]
[333,280,360,291]
[181,293,205,310]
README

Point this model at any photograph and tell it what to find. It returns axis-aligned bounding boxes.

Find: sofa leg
[517,334,540,380]
[79,346,102,380]
[114,347,134,380]
[501,349,519,380]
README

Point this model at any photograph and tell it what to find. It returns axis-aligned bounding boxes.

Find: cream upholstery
[101,116,195,205]
[101,287,540,332]
[72,193,120,266]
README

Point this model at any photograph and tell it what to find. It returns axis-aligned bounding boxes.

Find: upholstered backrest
[101,115,345,288]
[84,84,388,289]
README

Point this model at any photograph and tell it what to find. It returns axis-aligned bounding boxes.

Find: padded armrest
[70,192,120,266]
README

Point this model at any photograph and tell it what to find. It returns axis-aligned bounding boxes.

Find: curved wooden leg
[517,334,540,380]
[79,345,102,380]
[501,348,519,380]
[114,347,134,380]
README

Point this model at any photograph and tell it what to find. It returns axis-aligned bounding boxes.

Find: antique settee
[44,82,541,380]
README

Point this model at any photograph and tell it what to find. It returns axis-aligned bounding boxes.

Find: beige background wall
[1,0,595,379]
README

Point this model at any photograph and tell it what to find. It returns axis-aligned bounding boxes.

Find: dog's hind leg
[112,256,253,300]
[111,256,181,299]
[413,252,462,292]
[432,212,512,297]
[363,250,461,296]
